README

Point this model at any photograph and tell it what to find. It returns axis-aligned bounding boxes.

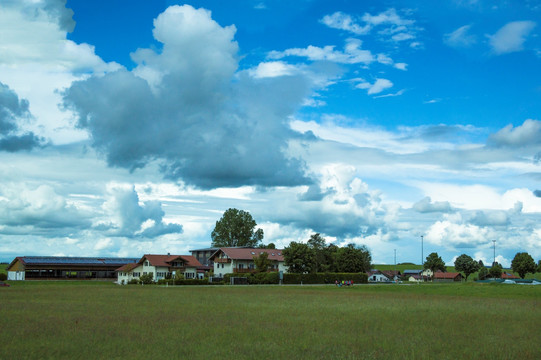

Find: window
[144,260,150,266]
[238,264,244,269]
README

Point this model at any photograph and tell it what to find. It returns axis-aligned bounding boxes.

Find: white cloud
[444,25,477,48]
[488,119,541,147]
[320,12,371,35]
[248,61,299,78]
[488,21,537,54]
[355,78,393,95]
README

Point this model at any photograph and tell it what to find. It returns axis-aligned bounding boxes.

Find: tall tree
[211,208,263,247]
[478,266,488,280]
[283,241,314,274]
[307,233,326,273]
[253,252,271,273]
[424,252,446,273]
[335,244,371,273]
[488,263,502,279]
[511,252,536,279]
[454,254,480,281]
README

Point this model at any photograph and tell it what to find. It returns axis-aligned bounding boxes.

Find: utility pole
[394,249,397,282]
[492,240,496,266]
[421,235,424,266]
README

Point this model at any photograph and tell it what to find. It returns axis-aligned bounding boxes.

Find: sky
[1,0,541,267]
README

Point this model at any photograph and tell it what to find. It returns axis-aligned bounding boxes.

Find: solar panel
[22,256,138,266]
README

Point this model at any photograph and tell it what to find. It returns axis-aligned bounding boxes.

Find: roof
[403,269,422,274]
[433,271,462,279]
[189,247,219,252]
[381,270,401,277]
[8,256,138,270]
[501,272,519,279]
[116,262,139,272]
[210,248,284,262]
[139,254,202,268]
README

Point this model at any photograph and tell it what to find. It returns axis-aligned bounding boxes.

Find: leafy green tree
[211,208,264,247]
[478,266,488,280]
[253,252,271,273]
[322,243,339,272]
[538,260,541,273]
[283,241,314,274]
[257,242,276,249]
[424,252,446,273]
[139,273,154,284]
[511,252,537,279]
[307,233,326,273]
[0,273,7,281]
[488,263,502,279]
[335,244,371,273]
[454,254,481,281]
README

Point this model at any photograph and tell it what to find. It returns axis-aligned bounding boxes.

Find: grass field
[1,282,540,360]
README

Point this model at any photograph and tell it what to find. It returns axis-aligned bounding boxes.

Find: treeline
[283,233,371,274]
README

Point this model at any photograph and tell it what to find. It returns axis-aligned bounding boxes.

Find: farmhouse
[209,248,287,277]
[433,271,463,282]
[116,254,203,284]
[367,270,391,283]
[6,256,138,281]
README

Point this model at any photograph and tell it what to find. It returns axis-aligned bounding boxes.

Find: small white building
[116,254,203,284]
[209,248,288,277]
[367,270,391,283]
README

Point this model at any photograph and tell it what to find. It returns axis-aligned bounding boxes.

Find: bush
[139,273,154,284]
[283,272,368,284]
[0,273,7,281]
[127,279,139,285]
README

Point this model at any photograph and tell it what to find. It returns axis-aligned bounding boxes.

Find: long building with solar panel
[6,256,139,281]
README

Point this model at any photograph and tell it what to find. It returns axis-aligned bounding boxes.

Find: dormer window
[144,260,150,267]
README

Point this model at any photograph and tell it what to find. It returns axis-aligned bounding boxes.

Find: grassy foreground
[1,283,540,360]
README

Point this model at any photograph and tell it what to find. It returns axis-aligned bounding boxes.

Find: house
[408,274,424,282]
[209,248,287,277]
[189,247,219,269]
[116,254,203,284]
[501,272,519,280]
[381,270,401,281]
[367,270,391,283]
[433,271,463,282]
[6,256,138,281]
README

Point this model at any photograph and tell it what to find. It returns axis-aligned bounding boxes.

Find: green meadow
[1,282,540,360]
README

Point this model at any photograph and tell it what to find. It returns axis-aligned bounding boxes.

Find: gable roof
[8,256,138,270]
[434,271,462,279]
[403,269,422,274]
[210,248,284,262]
[139,254,202,268]
[116,262,140,272]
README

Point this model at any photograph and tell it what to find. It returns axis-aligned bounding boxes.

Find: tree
[454,254,480,281]
[307,233,326,273]
[488,263,502,279]
[511,252,536,279]
[257,243,276,249]
[478,266,488,280]
[139,273,154,284]
[538,260,541,273]
[283,241,314,274]
[335,244,371,273]
[322,244,339,272]
[424,252,446,274]
[211,208,264,247]
[253,252,271,273]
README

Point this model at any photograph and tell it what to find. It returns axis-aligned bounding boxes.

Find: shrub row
[283,272,368,284]
[223,272,279,285]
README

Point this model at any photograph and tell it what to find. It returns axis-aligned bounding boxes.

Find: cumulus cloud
[413,197,453,213]
[0,82,43,151]
[63,5,312,189]
[488,21,536,54]
[0,184,90,236]
[320,12,371,35]
[355,78,393,95]
[101,185,182,238]
[444,24,477,48]
[488,119,541,147]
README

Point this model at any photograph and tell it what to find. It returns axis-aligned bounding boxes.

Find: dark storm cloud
[0,82,43,152]
[62,5,312,189]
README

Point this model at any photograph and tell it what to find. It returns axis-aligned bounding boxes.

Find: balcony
[214,258,231,264]
[233,268,279,273]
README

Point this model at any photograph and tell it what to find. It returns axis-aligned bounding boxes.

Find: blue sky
[1,0,540,267]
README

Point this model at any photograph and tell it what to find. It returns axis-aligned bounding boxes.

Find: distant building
[433,271,463,282]
[209,248,287,277]
[367,270,391,283]
[6,256,138,281]
[116,254,203,284]
[189,247,219,271]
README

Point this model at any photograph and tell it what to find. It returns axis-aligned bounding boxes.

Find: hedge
[223,272,368,285]
[283,272,368,284]
[156,278,210,286]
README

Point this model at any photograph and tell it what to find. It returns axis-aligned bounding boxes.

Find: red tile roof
[116,262,139,272]
[501,272,519,279]
[139,254,202,268]
[434,271,462,279]
[210,248,284,262]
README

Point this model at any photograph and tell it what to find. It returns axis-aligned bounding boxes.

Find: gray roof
[15,256,138,266]
[403,269,423,274]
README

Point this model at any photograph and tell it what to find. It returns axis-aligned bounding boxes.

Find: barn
[7,256,138,281]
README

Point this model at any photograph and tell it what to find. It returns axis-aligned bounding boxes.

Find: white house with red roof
[209,248,288,277]
[116,254,203,284]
